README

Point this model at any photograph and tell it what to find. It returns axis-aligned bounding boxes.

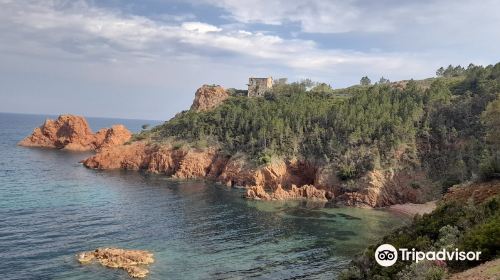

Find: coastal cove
[0,113,410,279]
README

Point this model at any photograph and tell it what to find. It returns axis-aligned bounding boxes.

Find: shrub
[339,266,363,280]
[338,162,357,180]
[258,152,272,165]
[397,261,447,280]
[479,152,500,179]
[460,214,500,263]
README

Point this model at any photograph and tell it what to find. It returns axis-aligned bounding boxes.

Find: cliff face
[82,142,433,207]
[335,169,432,207]
[18,115,132,151]
[190,85,229,111]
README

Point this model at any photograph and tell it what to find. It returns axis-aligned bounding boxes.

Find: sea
[0,112,409,279]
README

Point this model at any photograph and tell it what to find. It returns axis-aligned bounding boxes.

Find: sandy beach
[388,200,437,217]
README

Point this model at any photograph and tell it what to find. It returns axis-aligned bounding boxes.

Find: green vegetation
[480,97,500,179]
[340,195,500,280]
[150,81,424,171]
[139,63,500,182]
[421,63,500,187]
[360,76,372,85]
[134,62,500,279]
[131,62,500,184]
[378,76,390,84]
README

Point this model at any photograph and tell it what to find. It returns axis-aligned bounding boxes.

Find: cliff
[18,115,132,151]
[82,141,434,207]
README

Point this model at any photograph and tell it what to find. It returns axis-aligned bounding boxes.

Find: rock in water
[18,114,132,151]
[190,85,229,111]
[245,184,328,201]
[77,248,154,278]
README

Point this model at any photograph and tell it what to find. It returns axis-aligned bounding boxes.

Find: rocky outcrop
[82,142,223,178]
[245,184,328,201]
[190,85,229,112]
[77,248,154,278]
[82,141,435,207]
[83,143,317,191]
[335,168,433,207]
[18,115,132,151]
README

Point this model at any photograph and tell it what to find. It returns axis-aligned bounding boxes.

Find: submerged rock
[77,247,154,278]
[18,115,132,151]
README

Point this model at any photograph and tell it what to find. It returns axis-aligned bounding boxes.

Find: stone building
[247,77,273,97]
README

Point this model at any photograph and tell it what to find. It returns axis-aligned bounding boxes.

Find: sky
[0,0,499,120]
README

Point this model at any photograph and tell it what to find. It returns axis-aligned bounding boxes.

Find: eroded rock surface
[18,115,132,151]
[77,248,154,278]
[335,169,432,207]
[82,141,435,206]
[245,184,328,201]
[190,85,229,111]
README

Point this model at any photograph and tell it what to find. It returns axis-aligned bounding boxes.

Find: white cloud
[2,0,498,119]
[199,0,393,33]
[181,22,221,33]
[0,1,497,97]
[0,0,430,76]
[201,0,500,38]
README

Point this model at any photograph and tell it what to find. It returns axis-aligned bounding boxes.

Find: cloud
[1,0,498,119]
[198,0,394,33]
[0,0,431,76]
[181,22,221,33]
[201,0,500,39]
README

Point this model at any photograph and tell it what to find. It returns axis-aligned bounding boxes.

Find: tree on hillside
[482,96,500,148]
[300,78,315,89]
[311,83,334,93]
[436,67,445,77]
[360,76,371,86]
[378,77,390,84]
[480,95,500,178]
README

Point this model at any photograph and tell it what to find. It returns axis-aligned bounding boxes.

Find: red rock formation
[77,247,154,278]
[82,143,317,191]
[18,115,132,152]
[335,168,432,207]
[245,184,328,201]
[190,85,229,111]
[82,141,434,206]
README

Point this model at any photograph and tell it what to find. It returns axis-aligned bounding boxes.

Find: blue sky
[0,0,499,120]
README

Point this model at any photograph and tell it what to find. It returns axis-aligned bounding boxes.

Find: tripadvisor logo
[375,244,398,267]
[374,244,481,267]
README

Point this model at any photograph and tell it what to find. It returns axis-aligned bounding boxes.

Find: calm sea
[0,112,408,279]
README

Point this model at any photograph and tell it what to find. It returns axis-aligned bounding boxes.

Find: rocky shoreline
[18,85,437,208]
[18,112,436,208]
[80,139,434,207]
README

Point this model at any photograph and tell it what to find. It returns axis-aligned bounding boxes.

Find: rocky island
[77,248,154,278]
[18,114,132,151]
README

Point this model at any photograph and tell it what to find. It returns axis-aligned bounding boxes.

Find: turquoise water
[0,113,409,279]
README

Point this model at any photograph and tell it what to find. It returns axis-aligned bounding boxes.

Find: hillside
[83,62,500,207]
[340,181,500,279]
